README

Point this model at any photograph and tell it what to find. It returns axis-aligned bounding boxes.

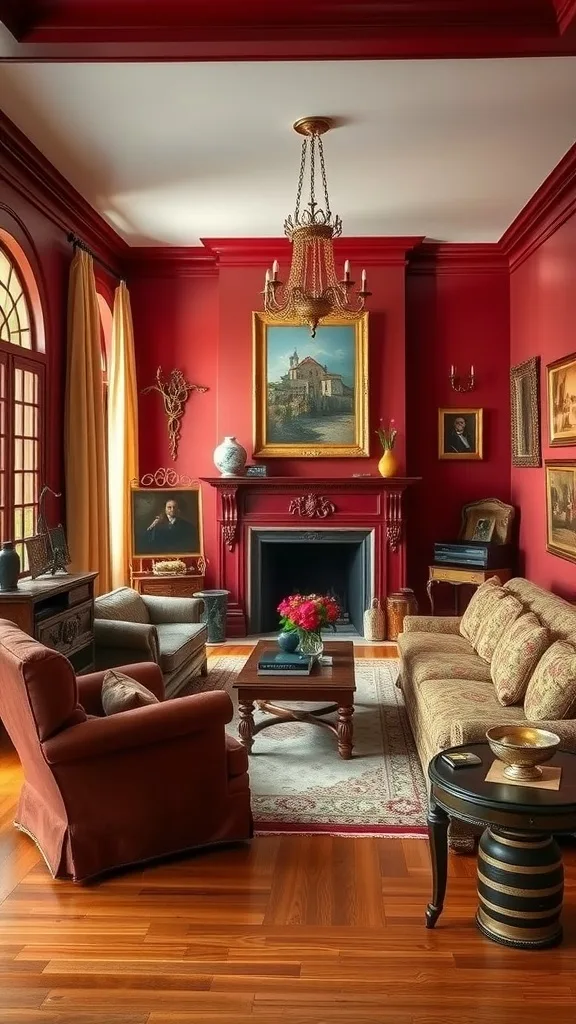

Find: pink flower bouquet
[277,593,340,643]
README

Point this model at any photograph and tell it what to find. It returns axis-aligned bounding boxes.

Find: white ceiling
[0,54,575,245]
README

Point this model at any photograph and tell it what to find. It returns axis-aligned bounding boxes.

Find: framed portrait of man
[253,312,369,458]
[438,408,483,461]
[131,486,203,558]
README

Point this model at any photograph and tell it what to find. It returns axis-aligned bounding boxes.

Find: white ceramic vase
[213,436,247,477]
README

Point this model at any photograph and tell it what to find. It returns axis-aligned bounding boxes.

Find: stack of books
[257,652,313,676]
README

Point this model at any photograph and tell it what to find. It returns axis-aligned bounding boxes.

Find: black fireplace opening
[249,530,373,635]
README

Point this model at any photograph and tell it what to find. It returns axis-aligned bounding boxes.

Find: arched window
[0,237,46,572]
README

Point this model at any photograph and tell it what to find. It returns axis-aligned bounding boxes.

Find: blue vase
[278,630,299,653]
[0,541,20,592]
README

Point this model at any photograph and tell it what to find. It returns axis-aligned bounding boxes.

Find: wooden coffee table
[233,640,356,759]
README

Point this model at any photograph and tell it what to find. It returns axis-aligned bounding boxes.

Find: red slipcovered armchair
[0,619,252,882]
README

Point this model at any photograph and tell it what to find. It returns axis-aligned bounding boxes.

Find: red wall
[510,207,576,599]
[406,254,511,604]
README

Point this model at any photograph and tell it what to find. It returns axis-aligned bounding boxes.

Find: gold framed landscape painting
[253,312,369,458]
[546,461,576,564]
[548,352,576,446]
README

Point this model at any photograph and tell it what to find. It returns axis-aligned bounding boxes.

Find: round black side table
[426,743,576,949]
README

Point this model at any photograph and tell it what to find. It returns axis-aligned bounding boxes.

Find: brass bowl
[486,726,560,781]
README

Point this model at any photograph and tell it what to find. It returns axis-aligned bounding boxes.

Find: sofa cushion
[102,669,159,716]
[397,631,475,663]
[505,578,576,642]
[474,594,523,663]
[156,622,207,675]
[459,577,503,646]
[411,652,492,687]
[524,641,576,721]
[491,612,550,707]
[95,587,150,625]
[414,676,525,754]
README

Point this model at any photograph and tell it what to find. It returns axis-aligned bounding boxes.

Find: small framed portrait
[547,352,576,446]
[546,461,576,564]
[131,487,203,558]
[471,516,496,543]
[438,408,483,460]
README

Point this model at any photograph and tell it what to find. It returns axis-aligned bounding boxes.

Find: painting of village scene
[253,314,368,457]
[546,462,576,564]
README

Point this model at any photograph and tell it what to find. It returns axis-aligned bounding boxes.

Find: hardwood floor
[0,644,575,1022]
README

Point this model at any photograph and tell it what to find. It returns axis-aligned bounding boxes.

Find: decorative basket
[152,559,187,576]
[363,598,386,641]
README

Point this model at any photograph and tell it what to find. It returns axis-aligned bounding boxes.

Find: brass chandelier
[262,116,370,337]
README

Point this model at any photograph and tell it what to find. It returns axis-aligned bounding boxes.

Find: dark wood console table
[0,571,98,674]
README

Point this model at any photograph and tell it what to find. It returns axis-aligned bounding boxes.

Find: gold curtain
[108,281,139,589]
[65,249,110,595]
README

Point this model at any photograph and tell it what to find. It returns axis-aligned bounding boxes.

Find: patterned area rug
[204,655,428,838]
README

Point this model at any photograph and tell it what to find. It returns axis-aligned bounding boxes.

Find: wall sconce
[450,364,475,392]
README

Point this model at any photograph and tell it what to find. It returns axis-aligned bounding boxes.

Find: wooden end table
[233,640,356,759]
[427,566,512,615]
[426,743,576,949]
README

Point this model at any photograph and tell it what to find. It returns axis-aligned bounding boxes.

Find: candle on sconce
[264,269,271,290]
[272,260,279,280]
[450,365,455,377]
[470,365,475,377]
[344,259,350,280]
[361,269,367,291]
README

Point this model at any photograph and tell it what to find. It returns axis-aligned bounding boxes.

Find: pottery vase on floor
[195,589,230,644]
[378,449,398,478]
[0,541,20,592]
[213,436,247,477]
[386,588,418,640]
[278,630,300,653]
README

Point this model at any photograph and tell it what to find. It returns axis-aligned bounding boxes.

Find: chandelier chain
[294,137,308,223]
[317,135,331,220]
[309,135,316,213]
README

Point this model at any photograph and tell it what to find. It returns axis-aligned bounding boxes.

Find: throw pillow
[459,577,504,646]
[474,593,523,662]
[491,612,550,706]
[524,641,576,721]
[102,669,160,716]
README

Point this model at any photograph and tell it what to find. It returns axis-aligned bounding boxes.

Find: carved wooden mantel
[201,476,419,636]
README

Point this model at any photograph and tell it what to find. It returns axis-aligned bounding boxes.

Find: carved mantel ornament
[288,494,336,518]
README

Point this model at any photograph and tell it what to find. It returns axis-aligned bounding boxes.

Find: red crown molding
[0,110,127,268]
[499,142,576,271]
[408,242,508,274]
[1,0,574,61]
[553,1,576,34]
[202,237,424,268]
[126,246,218,278]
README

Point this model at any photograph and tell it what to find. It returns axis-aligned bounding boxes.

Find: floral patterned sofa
[397,577,576,849]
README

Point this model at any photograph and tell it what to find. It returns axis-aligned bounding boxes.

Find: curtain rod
[67,232,125,283]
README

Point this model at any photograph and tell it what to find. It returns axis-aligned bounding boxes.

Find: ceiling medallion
[262,116,370,338]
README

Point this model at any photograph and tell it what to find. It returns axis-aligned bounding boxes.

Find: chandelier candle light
[278,592,341,658]
[263,116,370,337]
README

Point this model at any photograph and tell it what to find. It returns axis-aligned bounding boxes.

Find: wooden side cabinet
[130,571,205,600]
[0,571,98,674]
[427,565,512,616]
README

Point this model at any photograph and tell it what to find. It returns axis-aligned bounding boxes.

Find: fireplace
[248,529,373,635]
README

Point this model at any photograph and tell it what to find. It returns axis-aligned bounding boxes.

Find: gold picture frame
[545,460,576,564]
[547,351,576,446]
[511,356,541,467]
[130,484,203,559]
[438,408,483,460]
[253,312,369,458]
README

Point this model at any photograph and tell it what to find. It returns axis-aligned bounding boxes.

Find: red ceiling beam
[1,0,575,61]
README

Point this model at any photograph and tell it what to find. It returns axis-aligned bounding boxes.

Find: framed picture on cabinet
[510,356,541,467]
[252,312,369,458]
[545,461,576,564]
[547,352,576,446]
[438,408,483,460]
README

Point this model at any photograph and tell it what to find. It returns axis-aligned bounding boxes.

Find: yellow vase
[378,449,398,478]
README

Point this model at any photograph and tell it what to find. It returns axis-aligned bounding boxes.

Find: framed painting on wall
[252,312,369,458]
[438,408,483,460]
[545,460,576,564]
[510,356,541,467]
[547,352,576,446]
[131,486,203,558]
